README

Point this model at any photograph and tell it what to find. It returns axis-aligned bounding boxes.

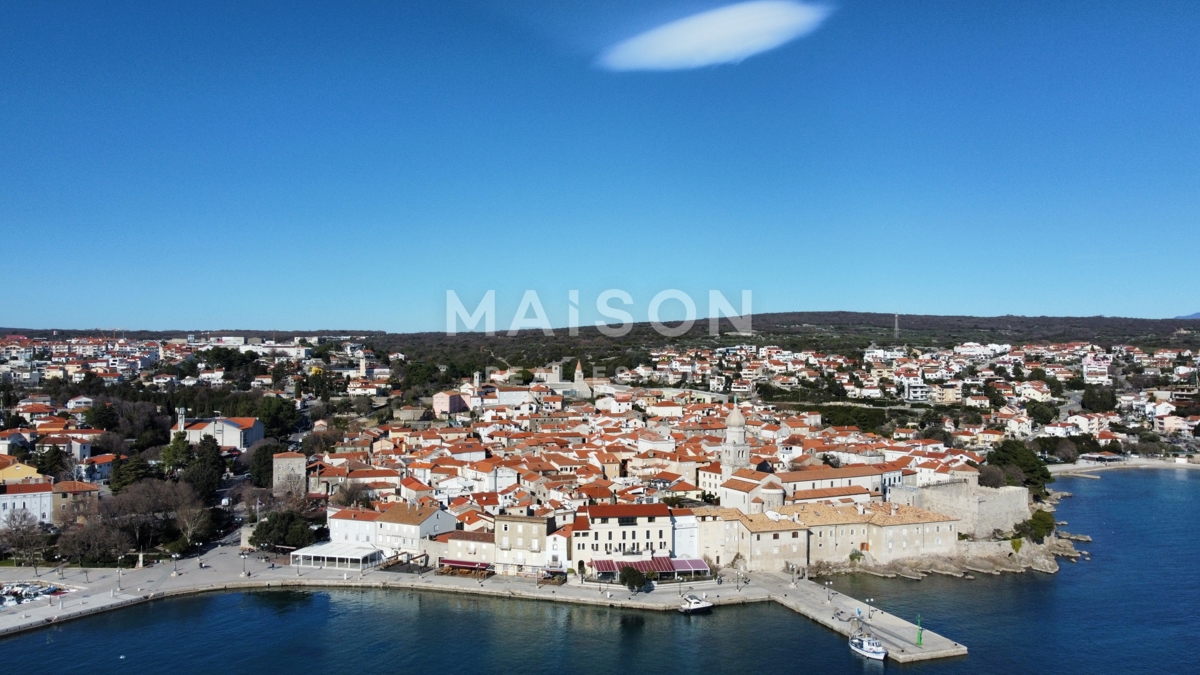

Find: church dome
[725,406,746,429]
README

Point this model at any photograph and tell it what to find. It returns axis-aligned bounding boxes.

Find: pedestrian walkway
[0,544,967,662]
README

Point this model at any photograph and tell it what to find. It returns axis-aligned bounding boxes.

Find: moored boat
[849,630,887,660]
[678,594,714,614]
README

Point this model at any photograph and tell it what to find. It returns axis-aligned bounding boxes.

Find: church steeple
[721,401,749,478]
[725,406,746,445]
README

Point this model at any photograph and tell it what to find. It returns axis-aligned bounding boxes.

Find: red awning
[439,559,492,570]
[590,557,676,574]
[671,558,709,573]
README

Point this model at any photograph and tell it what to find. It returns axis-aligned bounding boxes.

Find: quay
[0,542,966,663]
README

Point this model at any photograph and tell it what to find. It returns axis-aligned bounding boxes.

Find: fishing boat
[849,630,887,660]
[678,594,714,614]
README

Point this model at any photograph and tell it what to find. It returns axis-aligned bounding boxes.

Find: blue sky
[2,0,1197,332]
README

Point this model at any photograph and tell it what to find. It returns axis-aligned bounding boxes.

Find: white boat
[849,630,887,660]
[678,594,714,614]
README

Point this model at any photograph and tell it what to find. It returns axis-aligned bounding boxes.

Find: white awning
[290,542,384,570]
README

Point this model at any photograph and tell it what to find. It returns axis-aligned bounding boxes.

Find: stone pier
[0,544,967,663]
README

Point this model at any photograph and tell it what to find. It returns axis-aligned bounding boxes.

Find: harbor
[0,540,966,664]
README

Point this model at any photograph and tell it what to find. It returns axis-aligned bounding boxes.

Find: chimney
[890,502,898,516]
[856,503,865,515]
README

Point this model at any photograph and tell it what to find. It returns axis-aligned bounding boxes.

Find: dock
[0,545,967,663]
[754,573,968,663]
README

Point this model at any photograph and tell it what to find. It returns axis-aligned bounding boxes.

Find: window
[792,532,798,538]
[772,533,779,540]
[658,530,663,538]
[502,524,509,532]
[647,516,656,523]
[756,534,760,541]
[618,516,637,527]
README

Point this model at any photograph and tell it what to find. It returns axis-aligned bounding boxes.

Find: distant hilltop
[1178,312,1200,320]
[6,311,1200,350]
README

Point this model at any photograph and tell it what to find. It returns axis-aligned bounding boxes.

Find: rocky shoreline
[811,490,1092,581]
[810,534,1084,581]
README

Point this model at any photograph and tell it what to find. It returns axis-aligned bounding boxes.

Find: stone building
[493,513,554,575]
[778,502,960,566]
[272,451,307,498]
[693,506,808,572]
[888,480,1030,539]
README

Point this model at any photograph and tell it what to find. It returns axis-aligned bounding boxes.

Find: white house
[181,417,265,450]
[376,503,456,557]
[0,483,55,525]
[328,508,380,546]
[66,396,94,410]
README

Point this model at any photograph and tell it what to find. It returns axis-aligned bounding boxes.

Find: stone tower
[721,405,750,479]
[273,452,307,498]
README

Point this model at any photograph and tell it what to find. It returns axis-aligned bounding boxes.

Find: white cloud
[598,1,832,72]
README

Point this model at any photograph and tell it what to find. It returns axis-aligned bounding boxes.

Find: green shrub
[1011,537,1023,553]
[1014,509,1056,544]
[249,510,315,550]
[619,566,647,592]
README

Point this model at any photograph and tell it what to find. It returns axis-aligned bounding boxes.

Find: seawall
[0,568,966,663]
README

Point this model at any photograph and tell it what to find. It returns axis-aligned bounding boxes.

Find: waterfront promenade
[1050,456,1200,477]
[0,541,966,663]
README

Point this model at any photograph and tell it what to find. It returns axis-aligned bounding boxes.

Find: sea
[7,469,1197,674]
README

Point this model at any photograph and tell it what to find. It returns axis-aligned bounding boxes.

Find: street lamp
[825,580,834,602]
[172,553,180,577]
[240,553,249,577]
[866,598,875,619]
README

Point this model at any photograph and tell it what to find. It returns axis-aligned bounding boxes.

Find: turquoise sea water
[6,469,1197,674]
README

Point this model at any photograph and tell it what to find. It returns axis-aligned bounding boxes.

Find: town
[2,330,1197,588]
